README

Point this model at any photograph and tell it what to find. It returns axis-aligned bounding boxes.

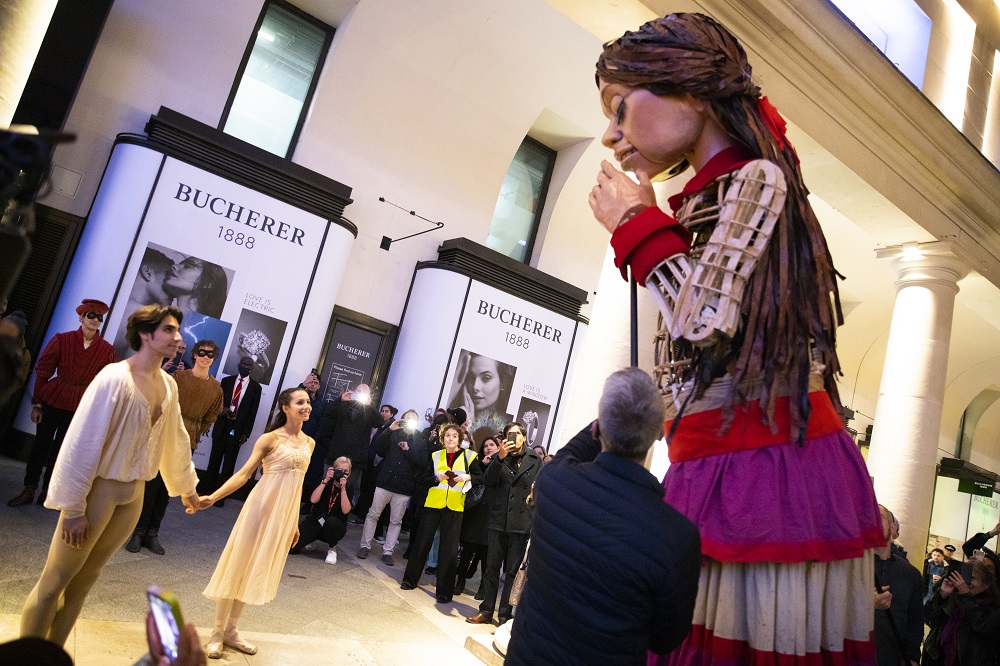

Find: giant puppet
[590,13,883,663]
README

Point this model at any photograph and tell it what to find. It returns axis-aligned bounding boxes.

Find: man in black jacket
[356,410,429,567]
[466,420,541,626]
[505,368,700,665]
[206,356,261,505]
[874,504,923,666]
[320,384,381,511]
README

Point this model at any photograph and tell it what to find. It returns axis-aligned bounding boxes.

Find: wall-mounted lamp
[378,196,445,250]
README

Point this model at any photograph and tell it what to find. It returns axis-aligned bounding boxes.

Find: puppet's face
[598,79,707,179]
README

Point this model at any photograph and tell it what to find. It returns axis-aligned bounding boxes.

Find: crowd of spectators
[876,510,1000,666]
[5,349,999,664]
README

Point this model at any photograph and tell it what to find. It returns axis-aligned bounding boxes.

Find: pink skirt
[654,393,882,665]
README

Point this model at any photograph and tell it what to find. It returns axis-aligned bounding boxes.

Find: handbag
[509,542,530,606]
[462,451,486,509]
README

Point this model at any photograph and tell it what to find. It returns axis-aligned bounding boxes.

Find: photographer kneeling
[290,457,354,564]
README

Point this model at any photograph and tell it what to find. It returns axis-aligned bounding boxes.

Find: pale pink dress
[203,434,313,604]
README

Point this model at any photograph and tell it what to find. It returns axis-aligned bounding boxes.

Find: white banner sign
[104,157,328,467]
[441,281,576,451]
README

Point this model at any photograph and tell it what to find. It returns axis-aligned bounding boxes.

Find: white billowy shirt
[46,361,199,518]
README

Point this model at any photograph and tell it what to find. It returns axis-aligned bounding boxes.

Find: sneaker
[357,547,369,559]
[374,535,386,544]
[382,553,395,567]
[325,550,337,565]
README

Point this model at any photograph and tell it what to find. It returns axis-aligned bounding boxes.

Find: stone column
[866,241,969,564]
[0,0,58,126]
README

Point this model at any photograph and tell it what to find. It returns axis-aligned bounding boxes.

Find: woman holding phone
[197,387,314,659]
[400,423,483,603]
[922,558,1000,666]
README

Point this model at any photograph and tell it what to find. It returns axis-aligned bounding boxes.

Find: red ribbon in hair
[757,96,799,164]
[757,97,788,149]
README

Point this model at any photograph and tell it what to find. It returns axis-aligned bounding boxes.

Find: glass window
[829,0,931,89]
[485,137,555,263]
[221,1,332,157]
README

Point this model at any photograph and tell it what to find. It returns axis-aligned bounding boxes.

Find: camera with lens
[333,468,347,482]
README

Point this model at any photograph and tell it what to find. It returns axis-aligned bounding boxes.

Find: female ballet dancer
[198,386,314,659]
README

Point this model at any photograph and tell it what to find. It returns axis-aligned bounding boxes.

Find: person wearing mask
[206,356,261,506]
[467,421,541,626]
[357,410,428,567]
[127,339,223,554]
[9,299,115,507]
[400,423,481,603]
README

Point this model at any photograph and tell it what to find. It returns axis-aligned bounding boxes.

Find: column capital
[875,241,970,292]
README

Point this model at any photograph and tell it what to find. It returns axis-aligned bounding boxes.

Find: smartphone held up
[147,586,183,663]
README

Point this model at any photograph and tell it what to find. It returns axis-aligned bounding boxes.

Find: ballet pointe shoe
[223,629,258,655]
[205,633,224,659]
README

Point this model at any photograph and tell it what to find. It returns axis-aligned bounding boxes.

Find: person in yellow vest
[400,423,482,603]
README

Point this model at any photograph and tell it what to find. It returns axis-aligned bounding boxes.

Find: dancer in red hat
[8,299,115,507]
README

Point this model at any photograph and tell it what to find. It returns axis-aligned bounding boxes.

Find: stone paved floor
[0,457,497,665]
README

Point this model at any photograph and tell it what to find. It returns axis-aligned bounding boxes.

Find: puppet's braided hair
[597,13,844,440]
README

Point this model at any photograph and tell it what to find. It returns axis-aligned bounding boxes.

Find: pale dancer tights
[21,478,144,645]
[211,598,248,642]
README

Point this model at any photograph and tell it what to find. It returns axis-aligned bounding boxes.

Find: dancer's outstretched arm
[197,432,277,509]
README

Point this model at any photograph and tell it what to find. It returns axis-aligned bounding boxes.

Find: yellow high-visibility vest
[425,448,477,512]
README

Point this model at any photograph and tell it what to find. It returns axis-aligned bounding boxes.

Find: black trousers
[479,528,529,622]
[24,405,74,488]
[402,507,462,600]
[207,432,242,491]
[458,541,487,580]
[290,515,347,553]
[135,473,170,533]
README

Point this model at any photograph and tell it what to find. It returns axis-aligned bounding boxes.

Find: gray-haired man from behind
[505,367,701,665]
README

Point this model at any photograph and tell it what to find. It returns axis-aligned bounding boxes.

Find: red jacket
[33,328,115,411]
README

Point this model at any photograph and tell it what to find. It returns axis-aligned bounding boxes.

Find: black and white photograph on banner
[447,349,517,426]
[222,308,288,385]
[111,242,234,361]
[515,397,551,452]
